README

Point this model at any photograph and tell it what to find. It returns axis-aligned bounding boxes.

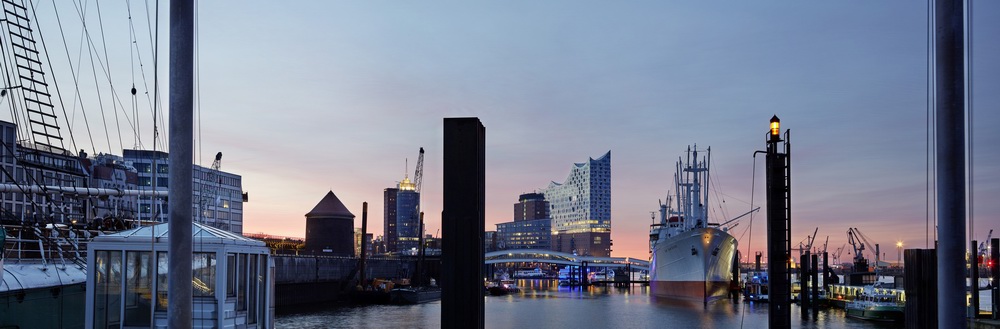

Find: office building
[123,149,246,233]
[494,193,552,250]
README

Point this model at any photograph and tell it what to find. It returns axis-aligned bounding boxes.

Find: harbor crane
[978,229,993,267]
[848,227,880,271]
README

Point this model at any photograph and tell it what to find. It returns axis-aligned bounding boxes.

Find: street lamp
[769,115,781,138]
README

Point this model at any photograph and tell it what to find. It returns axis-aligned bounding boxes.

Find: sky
[15,1,1000,263]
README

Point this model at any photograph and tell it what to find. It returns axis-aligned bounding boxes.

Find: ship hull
[650,227,737,303]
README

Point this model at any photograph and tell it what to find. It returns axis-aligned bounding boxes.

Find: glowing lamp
[769,115,780,136]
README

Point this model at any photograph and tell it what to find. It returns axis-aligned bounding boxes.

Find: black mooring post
[360,202,368,286]
[765,116,791,329]
[800,252,810,318]
[992,238,999,320]
[972,240,980,318]
[823,252,830,293]
[441,118,486,329]
[811,254,819,315]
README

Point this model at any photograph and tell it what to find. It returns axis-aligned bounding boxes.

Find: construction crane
[199,152,223,227]
[413,148,425,238]
[212,152,223,172]
[414,147,424,193]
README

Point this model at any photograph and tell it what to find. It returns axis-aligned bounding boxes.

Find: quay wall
[273,255,436,308]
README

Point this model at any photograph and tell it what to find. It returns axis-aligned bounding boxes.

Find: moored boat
[845,285,904,322]
[649,146,740,304]
[513,267,547,279]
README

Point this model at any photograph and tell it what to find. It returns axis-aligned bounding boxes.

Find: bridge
[484,249,650,271]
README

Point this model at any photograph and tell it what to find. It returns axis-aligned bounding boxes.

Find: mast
[167,0,194,327]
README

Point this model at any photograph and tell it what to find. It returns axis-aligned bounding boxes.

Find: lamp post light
[770,115,781,142]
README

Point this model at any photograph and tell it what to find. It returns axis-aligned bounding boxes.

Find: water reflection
[278,279,901,329]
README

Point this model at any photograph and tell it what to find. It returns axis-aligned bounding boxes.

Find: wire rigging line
[149,0,164,152]
[69,0,143,154]
[50,0,98,156]
[739,152,761,328]
[93,0,125,152]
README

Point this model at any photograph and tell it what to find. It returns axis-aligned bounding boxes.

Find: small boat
[389,287,442,304]
[743,271,769,302]
[513,267,546,279]
[487,280,519,296]
[845,284,904,322]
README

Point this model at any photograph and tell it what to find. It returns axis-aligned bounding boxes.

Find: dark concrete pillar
[972,240,980,317]
[992,238,999,320]
[934,0,967,326]
[800,252,810,318]
[811,254,819,315]
[360,202,368,285]
[905,249,938,328]
[441,118,485,329]
[822,252,830,293]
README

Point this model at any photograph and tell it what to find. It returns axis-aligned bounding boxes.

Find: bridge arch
[484,249,649,271]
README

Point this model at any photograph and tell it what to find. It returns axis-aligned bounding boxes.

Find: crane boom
[414,147,424,193]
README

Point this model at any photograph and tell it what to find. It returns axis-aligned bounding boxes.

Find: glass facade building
[543,151,611,257]
[496,218,551,250]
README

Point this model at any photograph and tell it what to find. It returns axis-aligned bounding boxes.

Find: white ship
[649,146,739,304]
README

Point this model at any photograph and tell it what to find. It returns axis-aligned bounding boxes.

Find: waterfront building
[384,176,421,253]
[396,176,420,252]
[494,193,552,250]
[514,192,549,221]
[542,151,611,257]
[0,120,89,225]
[304,190,355,256]
[354,228,373,256]
[123,149,246,233]
[485,231,498,252]
[383,187,398,252]
[84,153,139,223]
[496,219,551,250]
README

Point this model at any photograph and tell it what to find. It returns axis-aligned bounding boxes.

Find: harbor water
[276,279,908,329]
